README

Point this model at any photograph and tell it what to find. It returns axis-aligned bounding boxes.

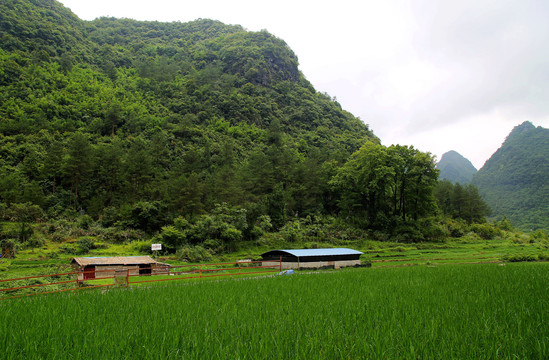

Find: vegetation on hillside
[0,0,545,263]
[473,121,549,232]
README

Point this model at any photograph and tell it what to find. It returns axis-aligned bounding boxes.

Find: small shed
[261,248,363,270]
[71,256,169,280]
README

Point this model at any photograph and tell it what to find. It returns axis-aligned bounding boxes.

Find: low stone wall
[262,260,361,270]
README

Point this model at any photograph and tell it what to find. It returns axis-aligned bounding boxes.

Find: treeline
[435,180,490,224]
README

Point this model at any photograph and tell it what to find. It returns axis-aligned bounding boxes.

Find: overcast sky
[58,0,549,169]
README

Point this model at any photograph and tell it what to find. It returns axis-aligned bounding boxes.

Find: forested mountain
[437,150,477,184]
[472,121,549,232]
[1,0,497,254]
[0,0,377,218]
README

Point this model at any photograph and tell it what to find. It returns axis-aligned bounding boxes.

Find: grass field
[2,263,548,359]
[2,233,547,299]
[3,232,547,277]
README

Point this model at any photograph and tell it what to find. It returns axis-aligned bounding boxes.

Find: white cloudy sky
[58,0,549,169]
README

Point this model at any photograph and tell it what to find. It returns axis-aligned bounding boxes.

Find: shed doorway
[83,265,96,279]
[139,264,152,275]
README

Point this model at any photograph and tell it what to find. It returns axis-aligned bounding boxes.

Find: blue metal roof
[262,248,363,258]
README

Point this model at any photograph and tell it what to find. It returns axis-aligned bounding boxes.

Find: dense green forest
[0,0,513,259]
[473,121,549,232]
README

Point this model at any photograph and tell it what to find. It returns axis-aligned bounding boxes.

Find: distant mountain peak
[441,150,466,159]
[437,150,477,184]
[506,121,536,142]
[516,120,535,130]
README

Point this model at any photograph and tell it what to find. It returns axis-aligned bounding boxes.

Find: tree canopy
[331,143,439,231]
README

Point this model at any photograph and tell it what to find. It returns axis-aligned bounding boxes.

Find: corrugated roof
[71,256,158,266]
[261,248,363,258]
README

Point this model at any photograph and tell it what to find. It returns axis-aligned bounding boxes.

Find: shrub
[0,202,6,220]
[256,232,284,248]
[502,254,537,262]
[510,233,529,244]
[203,239,222,252]
[538,253,549,261]
[99,206,120,227]
[446,219,468,238]
[304,242,321,249]
[159,225,187,250]
[49,232,65,242]
[173,217,190,230]
[176,245,213,263]
[24,237,44,249]
[280,221,304,242]
[530,230,548,243]
[371,230,390,242]
[190,214,243,245]
[458,231,483,243]
[77,237,95,254]
[78,215,94,230]
[470,223,501,240]
[392,222,424,243]
[59,244,78,255]
[249,226,263,241]
[221,227,242,244]
[103,227,144,244]
[497,216,514,231]
[128,201,167,233]
[257,215,272,232]
[418,218,450,242]
[131,240,153,254]
[0,239,16,258]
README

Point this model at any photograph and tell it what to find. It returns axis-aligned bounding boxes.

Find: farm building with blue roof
[261,248,363,270]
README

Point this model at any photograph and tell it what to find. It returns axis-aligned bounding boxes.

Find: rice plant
[1,263,548,359]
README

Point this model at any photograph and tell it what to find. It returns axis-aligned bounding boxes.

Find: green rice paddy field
[2,263,548,359]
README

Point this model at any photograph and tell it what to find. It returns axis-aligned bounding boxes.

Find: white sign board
[151,243,162,251]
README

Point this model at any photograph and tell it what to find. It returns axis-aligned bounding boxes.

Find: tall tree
[43,140,63,195]
[386,145,438,221]
[331,143,438,229]
[63,132,92,209]
[124,138,154,200]
[93,140,124,208]
[330,142,394,227]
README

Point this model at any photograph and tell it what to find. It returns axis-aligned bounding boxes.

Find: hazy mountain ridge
[473,121,549,231]
[437,150,477,184]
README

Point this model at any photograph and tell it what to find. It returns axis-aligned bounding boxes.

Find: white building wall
[262,260,361,270]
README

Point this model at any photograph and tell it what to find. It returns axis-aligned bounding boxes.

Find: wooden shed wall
[76,264,169,280]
